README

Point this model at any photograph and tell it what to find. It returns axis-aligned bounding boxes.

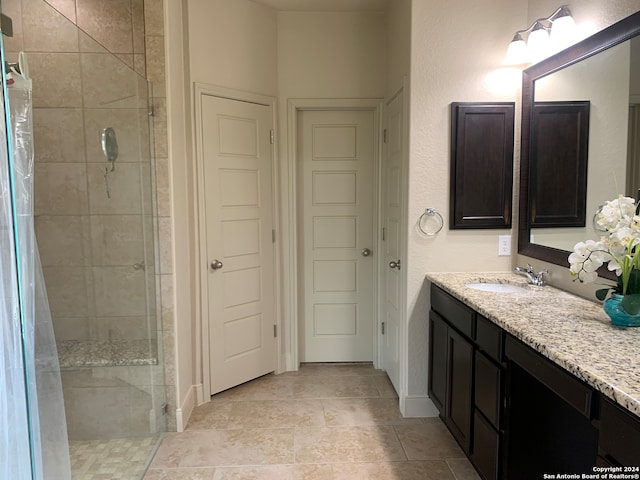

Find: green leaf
[595,288,613,301]
[621,293,640,314]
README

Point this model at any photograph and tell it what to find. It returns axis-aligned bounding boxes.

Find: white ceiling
[250,0,389,12]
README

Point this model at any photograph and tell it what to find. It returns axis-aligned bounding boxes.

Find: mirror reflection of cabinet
[530,101,590,228]
[518,11,640,274]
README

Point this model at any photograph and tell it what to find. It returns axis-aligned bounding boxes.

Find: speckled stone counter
[57,340,158,368]
[426,272,640,417]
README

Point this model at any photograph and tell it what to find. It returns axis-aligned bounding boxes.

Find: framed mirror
[518,10,640,279]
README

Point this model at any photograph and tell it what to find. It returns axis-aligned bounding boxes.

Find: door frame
[284,98,384,370]
[194,83,281,399]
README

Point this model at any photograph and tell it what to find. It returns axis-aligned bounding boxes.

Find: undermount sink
[465,282,528,293]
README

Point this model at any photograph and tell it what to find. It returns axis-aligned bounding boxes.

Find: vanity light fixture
[504,5,577,66]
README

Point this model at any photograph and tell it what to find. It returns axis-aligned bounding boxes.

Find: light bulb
[527,22,551,64]
[550,12,577,53]
[504,33,528,65]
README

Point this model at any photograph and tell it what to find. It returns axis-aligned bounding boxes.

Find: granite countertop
[426,272,640,417]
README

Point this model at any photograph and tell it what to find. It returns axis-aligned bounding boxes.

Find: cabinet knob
[389,260,401,270]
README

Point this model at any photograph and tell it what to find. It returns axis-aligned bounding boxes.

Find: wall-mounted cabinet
[450,102,515,229]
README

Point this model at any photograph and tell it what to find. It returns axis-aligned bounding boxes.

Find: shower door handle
[210,260,223,270]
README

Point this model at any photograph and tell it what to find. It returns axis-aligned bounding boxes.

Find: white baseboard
[400,394,440,417]
[175,384,199,432]
[195,383,205,406]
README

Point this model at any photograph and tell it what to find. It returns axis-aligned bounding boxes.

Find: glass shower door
[0,8,72,480]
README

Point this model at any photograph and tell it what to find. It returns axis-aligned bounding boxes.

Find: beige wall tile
[90,215,145,266]
[129,384,153,434]
[144,0,164,36]
[94,315,149,340]
[145,36,165,94]
[162,329,176,386]
[158,216,172,274]
[115,53,135,70]
[29,53,82,108]
[155,157,170,216]
[34,163,88,215]
[52,316,91,341]
[44,0,77,24]
[3,0,24,53]
[23,0,78,52]
[79,30,108,53]
[65,385,132,439]
[81,53,145,108]
[87,162,143,215]
[33,108,85,163]
[84,108,147,163]
[134,53,147,77]
[160,273,174,331]
[152,97,167,157]
[76,0,133,54]
[35,215,91,266]
[93,266,147,317]
[132,0,145,53]
[43,266,94,318]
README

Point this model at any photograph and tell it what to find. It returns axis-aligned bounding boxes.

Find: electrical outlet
[498,235,511,256]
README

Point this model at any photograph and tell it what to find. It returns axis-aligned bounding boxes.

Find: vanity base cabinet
[428,308,474,454]
[446,327,473,454]
[598,397,640,466]
[472,411,500,480]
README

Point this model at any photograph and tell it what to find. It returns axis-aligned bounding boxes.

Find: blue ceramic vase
[603,294,640,327]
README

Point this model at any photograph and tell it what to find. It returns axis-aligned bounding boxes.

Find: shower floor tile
[69,436,161,480]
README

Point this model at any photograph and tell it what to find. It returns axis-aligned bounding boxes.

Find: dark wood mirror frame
[518,10,640,279]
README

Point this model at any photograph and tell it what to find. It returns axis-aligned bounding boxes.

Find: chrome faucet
[514,264,548,286]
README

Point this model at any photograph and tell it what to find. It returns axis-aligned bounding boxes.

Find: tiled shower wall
[2,0,176,431]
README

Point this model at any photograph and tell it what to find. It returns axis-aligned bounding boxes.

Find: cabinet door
[429,311,448,414]
[472,410,500,480]
[447,327,474,454]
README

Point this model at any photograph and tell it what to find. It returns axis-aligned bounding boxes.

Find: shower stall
[1,0,167,478]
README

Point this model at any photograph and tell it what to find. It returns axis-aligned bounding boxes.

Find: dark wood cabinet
[428,284,640,480]
[446,327,474,453]
[428,311,448,413]
[428,286,475,455]
[598,397,640,466]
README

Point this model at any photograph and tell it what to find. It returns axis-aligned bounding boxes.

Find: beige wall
[407,0,527,412]
[386,0,410,97]
[187,0,278,95]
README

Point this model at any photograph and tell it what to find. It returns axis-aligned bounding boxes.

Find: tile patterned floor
[144,363,481,480]
[70,436,161,480]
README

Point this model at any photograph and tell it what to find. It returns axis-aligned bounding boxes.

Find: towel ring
[418,208,444,236]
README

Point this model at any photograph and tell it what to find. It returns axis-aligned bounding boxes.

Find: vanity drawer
[505,335,593,418]
[476,315,503,363]
[475,350,501,429]
[431,285,474,338]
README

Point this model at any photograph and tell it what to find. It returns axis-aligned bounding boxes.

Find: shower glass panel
[2,0,166,477]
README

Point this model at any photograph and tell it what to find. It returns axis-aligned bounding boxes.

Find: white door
[201,94,276,395]
[299,109,376,362]
[381,90,405,393]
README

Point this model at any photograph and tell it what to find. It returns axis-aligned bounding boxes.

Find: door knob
[389,260,401,270]
[211,259,223,270]
[361,248,372,257]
